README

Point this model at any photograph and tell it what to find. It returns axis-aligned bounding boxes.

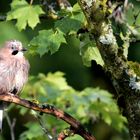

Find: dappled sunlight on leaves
[20,71,127,133]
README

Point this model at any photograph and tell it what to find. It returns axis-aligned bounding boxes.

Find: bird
[0,40,30,130]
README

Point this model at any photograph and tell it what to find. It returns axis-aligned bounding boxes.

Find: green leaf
[83,87,127,131]
[79,33,104,67]
[125,6,135,25]
[30,29,66,56]
[7,0,44,31]
[125,0,140,25]
[19,122,44,140]
[83,88,114,104]
[82,46,104,67]
[55,17,82,34]
[72,3,82,12]
[71,3,86,23]
[56,3,85,34]
[66,135,84,140]
[44,72,71,90]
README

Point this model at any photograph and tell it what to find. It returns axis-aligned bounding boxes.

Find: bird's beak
[21,47,27,52]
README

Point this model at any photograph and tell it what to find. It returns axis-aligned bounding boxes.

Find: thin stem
[36,114,54,140]
[30,0,34,5]
[5,112,16,140]
[124,0,128,8]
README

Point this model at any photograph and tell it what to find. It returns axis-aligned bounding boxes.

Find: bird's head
[3,40,27,58]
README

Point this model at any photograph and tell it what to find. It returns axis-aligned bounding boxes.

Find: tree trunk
[78,0,140,139]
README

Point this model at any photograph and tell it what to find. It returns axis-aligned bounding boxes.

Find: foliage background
[0,0,140,140]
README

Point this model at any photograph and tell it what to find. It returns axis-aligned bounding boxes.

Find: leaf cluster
[16,72,127,140]
[1,0,138,139]
[6,0,104,66]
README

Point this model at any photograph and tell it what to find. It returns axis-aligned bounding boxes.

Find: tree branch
[0,93,96,140]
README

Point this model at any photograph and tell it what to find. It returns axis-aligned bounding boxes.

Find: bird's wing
[0,56,13,93]
[24,59,30,80]
[0,56,14,130]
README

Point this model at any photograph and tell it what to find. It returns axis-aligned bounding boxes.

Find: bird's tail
[0,101,4,131]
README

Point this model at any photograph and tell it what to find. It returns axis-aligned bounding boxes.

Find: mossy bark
[78,0,140,139]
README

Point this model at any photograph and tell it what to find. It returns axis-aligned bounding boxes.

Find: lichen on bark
[78,0,140,139]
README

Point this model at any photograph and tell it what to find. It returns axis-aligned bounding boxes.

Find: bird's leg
[10,88,18,95]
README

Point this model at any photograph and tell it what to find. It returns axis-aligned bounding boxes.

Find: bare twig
[124,0,128,8]
[30,0,34,5]
[5,112,16,140]
[36,114,54,140]
[0,93,96,140]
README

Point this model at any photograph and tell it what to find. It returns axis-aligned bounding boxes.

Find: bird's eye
[11,45,15,50]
